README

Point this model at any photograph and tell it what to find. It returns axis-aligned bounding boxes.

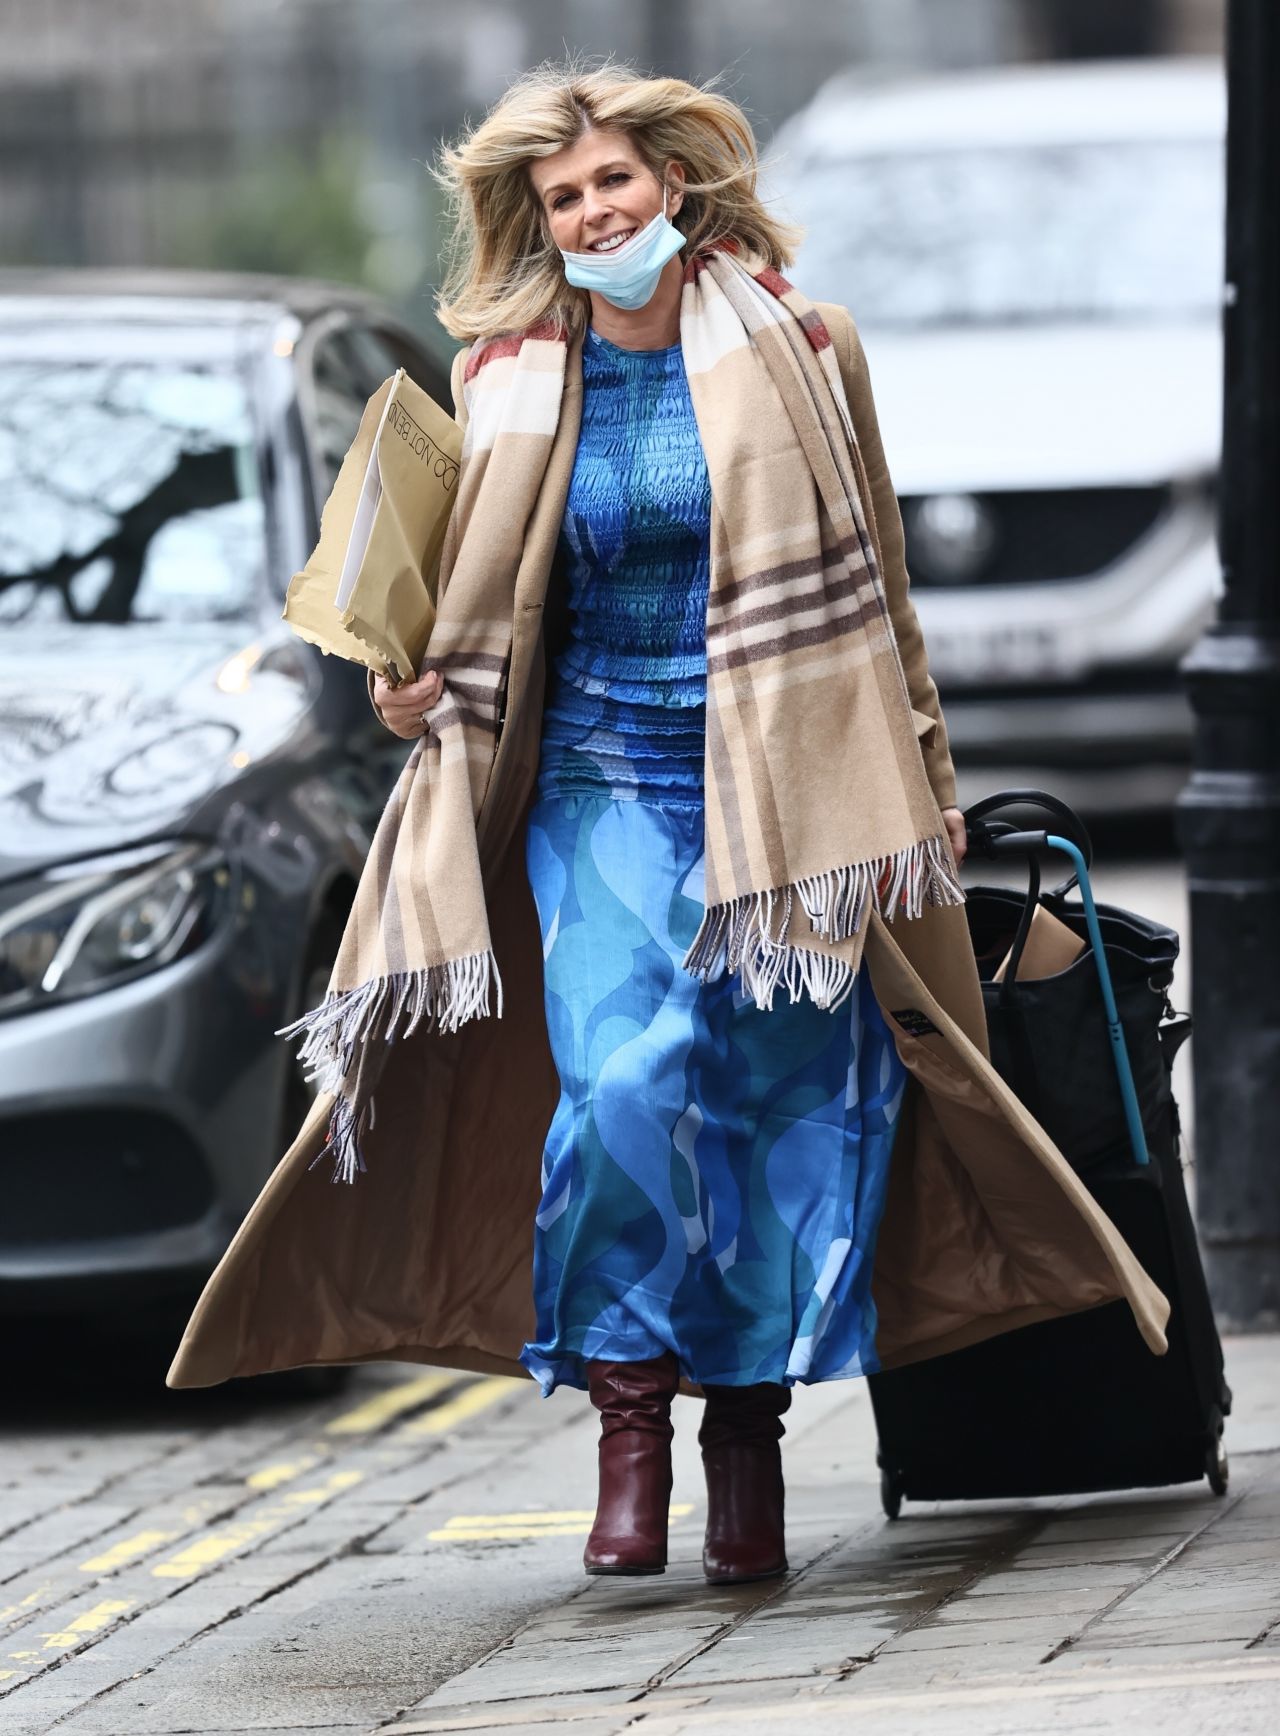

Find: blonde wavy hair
[431,57,803,344]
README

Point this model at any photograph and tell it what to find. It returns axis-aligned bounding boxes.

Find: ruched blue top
[535,325,712,810]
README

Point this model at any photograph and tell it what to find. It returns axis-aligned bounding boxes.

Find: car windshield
[783,139,1224,329]
[0,360,265,629]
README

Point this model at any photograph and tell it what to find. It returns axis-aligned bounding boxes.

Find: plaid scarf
[284,247,965,1184]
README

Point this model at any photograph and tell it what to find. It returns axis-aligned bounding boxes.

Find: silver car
[767,56,1225,813]
[0,271,451,1378]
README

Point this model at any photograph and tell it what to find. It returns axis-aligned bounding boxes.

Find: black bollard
[1175,0,1280,1330]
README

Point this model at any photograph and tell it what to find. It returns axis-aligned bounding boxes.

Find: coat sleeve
[367,343,472,728]
[818,301,958,813]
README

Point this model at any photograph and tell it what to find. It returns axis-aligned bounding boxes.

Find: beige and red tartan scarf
[285,245,965,1183]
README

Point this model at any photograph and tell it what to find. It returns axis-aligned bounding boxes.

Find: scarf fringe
[682,834,965,1011]
[276,949,503,1184]
[308,1092,372,1187]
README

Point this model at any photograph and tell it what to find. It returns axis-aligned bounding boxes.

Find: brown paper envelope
[281,377,392,670]
[340,375,461,681]
[282,370,461,683]
[993,900,1087,982]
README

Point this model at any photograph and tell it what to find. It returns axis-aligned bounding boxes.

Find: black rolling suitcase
[869,791,1232,1518]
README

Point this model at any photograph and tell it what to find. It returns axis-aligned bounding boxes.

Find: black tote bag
[962,791,1187,1176]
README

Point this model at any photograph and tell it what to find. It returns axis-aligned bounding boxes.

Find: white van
[765,56,1225,813]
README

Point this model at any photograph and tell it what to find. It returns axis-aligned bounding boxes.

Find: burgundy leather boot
[698,1381,792,1583]
[583,1351,681,1575]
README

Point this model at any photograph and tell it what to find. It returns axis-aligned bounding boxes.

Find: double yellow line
[143,1375,514,1580]
[430,1504,694,1542]
[140,1375,514,1580]
[1,1370,516,1683]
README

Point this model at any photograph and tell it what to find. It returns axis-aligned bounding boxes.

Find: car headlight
[0,843,233,1016]
[904,493,999,585]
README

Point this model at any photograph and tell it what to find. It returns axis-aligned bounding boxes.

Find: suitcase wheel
[1204,1403,1229,1496]
[1205,1432,1229,1497]
[880,1466,903,1521]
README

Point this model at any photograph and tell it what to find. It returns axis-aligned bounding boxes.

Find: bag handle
[992,849,1042,1006]
[962,788,1093,896]
[962,790,1092,996]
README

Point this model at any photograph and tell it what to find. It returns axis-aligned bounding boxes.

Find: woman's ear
[665,160,687,219]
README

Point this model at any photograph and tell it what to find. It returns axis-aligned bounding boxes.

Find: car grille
[901,486,1171,586]
[1,1109,215,1246]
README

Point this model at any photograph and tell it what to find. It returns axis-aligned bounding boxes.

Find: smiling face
[528,127,684,257]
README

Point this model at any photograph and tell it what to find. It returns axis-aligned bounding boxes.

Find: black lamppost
[1175,0,1280,1331]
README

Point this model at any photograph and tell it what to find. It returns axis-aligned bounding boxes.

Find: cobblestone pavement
[4,855,1276,1736]
[2,1336,1276,1735]
[387,1335,1280,1736]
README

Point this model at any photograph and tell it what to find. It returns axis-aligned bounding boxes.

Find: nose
[581,186,613,229]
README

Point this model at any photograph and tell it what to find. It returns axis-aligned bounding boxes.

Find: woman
[375,70,971,1585]
[166,63,1168,1593]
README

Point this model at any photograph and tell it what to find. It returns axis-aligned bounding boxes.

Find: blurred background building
[0,0,1225,352]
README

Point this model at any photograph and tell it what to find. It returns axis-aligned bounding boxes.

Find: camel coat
[166,303,1169,1391]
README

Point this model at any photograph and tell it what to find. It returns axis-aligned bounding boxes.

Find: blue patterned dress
[518,325,907,1397]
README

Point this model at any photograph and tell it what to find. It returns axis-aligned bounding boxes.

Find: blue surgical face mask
[558,184,685,311]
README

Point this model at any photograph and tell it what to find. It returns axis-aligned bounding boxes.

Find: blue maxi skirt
[518,680,907,1396]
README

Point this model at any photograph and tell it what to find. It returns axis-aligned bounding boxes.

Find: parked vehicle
[0,270,452,1379]
[766,57,1226,812]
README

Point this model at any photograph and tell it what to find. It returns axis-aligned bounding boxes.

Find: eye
[552,170,631,211]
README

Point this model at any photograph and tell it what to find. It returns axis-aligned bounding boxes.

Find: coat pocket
[911,707,939,750]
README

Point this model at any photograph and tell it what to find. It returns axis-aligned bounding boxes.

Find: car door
[298,314,454,531]
[341,321,454,413]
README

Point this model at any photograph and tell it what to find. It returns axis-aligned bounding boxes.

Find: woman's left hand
[941,805,968,867]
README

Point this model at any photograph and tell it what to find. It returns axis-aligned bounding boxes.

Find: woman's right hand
[373,669,445,740]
